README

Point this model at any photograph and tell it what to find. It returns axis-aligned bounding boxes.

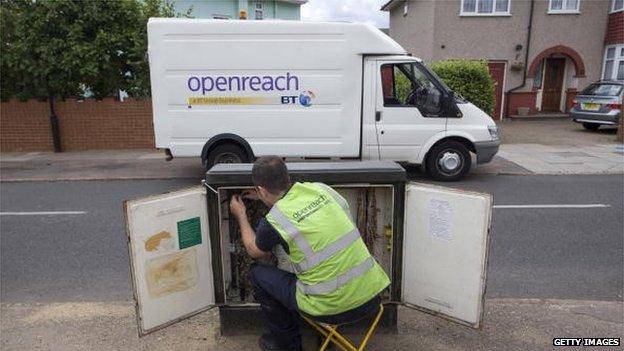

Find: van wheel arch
[426,136,476,157]
[201,134,255,171]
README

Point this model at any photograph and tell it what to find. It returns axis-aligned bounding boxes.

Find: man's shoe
[258,333,302,351]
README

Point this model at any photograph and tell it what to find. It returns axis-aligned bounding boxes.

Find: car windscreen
[580,83,623,96]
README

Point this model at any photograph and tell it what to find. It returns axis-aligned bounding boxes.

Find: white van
[148,19,500,181]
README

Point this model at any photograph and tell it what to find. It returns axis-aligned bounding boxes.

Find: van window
[381,63,443,116]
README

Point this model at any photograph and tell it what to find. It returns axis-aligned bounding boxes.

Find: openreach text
[187,73,300,94]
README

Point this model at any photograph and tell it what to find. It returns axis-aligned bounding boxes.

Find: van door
[375,61,447,161]
[399,183,492,328]
[124,186,216,336]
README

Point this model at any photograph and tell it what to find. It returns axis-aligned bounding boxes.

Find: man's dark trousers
[249,264,381,350]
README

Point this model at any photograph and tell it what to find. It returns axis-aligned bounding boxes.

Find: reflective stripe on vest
[268,204,314,262]
[296,256,375,295]
[268,205,361,273]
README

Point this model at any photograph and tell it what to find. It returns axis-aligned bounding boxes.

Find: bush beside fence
[430,60,495,117]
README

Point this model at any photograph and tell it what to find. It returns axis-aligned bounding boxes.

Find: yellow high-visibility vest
[266,182,390,316]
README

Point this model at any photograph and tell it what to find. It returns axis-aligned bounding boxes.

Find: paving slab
[1,299,621,351]
[497,144,624,175]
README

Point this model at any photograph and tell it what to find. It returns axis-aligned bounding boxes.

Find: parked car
[570,81,623,130]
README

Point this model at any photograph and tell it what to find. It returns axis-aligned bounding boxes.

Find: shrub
[429,60,495,116]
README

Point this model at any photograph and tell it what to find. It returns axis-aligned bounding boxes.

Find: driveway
[499,117,619,146]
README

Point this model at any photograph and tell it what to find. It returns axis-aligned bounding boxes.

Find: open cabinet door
[124,186,215,336]
[401,183,492,328]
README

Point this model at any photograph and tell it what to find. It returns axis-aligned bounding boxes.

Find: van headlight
[488,125,500,140]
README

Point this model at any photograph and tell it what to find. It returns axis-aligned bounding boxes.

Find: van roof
[148,18,406,56]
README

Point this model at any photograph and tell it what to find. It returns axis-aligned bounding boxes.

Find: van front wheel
[425,140,471,181]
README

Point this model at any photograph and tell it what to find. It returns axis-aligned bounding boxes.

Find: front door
[124,186,216,336]
[487,62,505,120]
[375,61,446,161]
[400,183,492,328]
[542,58,566,112]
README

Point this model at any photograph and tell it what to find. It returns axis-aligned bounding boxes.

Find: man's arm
[230,195,270,259]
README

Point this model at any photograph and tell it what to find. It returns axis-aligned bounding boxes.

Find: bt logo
[281,90,316,107]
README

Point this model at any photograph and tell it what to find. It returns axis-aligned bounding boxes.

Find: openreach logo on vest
[186,72,315,107]
[292,194,330,223]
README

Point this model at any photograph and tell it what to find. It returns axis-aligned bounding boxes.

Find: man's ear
[257,186,269,198]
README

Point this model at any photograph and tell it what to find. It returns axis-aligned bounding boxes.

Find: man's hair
[252,156,291,195]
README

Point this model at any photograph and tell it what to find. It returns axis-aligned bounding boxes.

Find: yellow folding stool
[301,304,384,351]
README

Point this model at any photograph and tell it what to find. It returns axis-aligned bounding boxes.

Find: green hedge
[429,60,495,116]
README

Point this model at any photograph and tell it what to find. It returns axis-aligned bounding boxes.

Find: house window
[533,60,544,89]
[612,0,624,13]
[602,44,624,81]
[254,2,264,20]
[548,0,580,14]
[461,0,510,15]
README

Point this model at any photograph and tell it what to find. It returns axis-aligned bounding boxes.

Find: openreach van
[148,19,500,181]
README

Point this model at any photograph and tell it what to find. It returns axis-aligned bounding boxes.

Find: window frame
[602,44,624,81]
[611,0,624,13]
[380,63,417,108]
[460,0,512,17]
[380,62,450,118]
[548,0,580,14]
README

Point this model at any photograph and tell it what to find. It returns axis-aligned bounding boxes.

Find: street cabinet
[124,161,492,336]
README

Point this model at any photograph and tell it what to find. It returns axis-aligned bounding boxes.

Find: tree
[0,0,184,151]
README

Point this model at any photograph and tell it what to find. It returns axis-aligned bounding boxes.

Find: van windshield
[580,83,623,96]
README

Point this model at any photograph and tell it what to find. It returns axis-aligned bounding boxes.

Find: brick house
[381,0,624,119]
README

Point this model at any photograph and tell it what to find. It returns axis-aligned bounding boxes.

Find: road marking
[0,211,87,216]
[494,204,610,209]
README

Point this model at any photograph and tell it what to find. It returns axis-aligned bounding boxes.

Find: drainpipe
[504,0,535,118]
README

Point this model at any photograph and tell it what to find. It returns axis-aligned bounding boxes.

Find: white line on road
[493,204,610,209]
[0,211,87,216]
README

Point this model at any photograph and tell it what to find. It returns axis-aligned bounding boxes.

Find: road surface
[1,174,622,303]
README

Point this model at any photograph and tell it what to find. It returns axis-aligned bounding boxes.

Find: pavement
[0,150,205,181]
[2,299,622,351]
[498,144,624,174]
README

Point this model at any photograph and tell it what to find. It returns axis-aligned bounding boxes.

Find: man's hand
[229,195,247,220]
[229,194,268,259]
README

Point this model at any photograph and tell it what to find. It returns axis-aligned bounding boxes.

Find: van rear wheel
[203,143,249,171]
[425,140,471,182]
